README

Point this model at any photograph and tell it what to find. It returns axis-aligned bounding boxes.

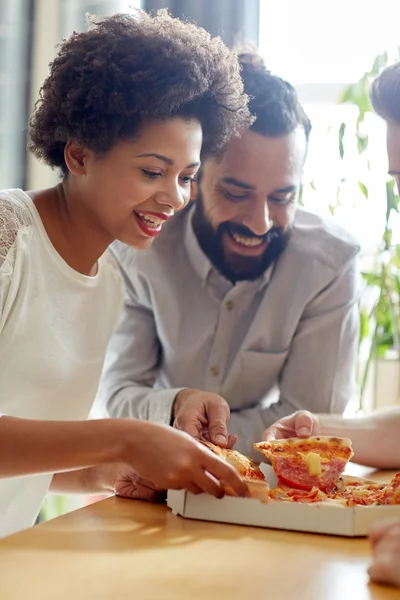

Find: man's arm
[95,247,183,425]
[227,257,360,459]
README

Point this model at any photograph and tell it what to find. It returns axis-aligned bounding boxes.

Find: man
[96,52,360,460]
[263,60,400,588]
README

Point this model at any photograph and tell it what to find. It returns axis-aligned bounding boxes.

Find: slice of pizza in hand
[202,441,270,501]
[254,436,354,494]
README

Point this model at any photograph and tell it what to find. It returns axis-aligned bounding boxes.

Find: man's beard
[192,195,289,283]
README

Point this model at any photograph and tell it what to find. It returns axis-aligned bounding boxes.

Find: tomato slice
[278,474,326,493]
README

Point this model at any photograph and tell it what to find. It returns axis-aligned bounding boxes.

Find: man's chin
[222,252,267,282]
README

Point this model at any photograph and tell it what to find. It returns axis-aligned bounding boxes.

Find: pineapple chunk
[305,452,322,476]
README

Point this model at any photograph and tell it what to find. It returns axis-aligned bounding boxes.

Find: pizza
[253,437,400,506]
[202,441,270,501]
[254,436,354,494]
[202,437,400,507]
[202,441,265,481]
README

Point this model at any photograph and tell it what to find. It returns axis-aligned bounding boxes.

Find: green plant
[358,181,400,404]
[335,51,400,407]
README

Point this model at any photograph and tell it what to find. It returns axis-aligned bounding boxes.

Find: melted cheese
[305,452,322,476]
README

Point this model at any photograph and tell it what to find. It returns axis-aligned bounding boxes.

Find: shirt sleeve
[0,194,28,328]
[228,255,360,461]
[94,251,184,425]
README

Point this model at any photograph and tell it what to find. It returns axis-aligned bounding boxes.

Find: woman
[0,10,252,537]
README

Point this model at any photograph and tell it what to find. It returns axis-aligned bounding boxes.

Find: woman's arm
[0,415,248,498]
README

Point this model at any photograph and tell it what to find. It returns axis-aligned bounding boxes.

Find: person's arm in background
[95,246,239,449]
[263,407,400,469]
[223,257,360,459]
[368,518,400,587]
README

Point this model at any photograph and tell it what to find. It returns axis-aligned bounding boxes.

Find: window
[60,0,142,35]
[259,0,400,251]
[0,0,32,188]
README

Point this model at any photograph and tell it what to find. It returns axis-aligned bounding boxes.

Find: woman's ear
[64,141,88,175]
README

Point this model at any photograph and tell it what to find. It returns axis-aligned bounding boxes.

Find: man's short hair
[370,62,400,124]
[238,51,312,141]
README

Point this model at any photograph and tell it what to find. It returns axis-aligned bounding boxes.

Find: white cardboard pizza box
[167,465,400,537]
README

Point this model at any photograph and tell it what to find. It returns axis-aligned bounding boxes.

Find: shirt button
[211,366,220,377]
[226,300,234,311]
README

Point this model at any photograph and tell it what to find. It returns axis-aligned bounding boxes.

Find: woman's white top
[0,189,124,537]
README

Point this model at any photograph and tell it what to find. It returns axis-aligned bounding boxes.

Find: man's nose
[242,201,271,236]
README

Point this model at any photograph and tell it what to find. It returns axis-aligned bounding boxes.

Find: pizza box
[167,465,400,537]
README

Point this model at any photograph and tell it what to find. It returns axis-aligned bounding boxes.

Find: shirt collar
[184,204,275,290]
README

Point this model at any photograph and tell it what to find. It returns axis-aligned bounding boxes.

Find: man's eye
[142,170,161,179]
[268,195,295,206]
[223,190,249,201]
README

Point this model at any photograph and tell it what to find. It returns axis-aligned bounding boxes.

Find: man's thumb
[207,402,229,447]
[295,411,315,437]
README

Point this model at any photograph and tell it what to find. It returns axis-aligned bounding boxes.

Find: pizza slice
[333,475,386,506]
[380,473,400,505]
[254,436,354,494]
[202,441,270,501]
[202,441,265,481]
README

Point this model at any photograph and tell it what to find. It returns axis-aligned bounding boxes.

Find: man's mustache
[219,222,284,243]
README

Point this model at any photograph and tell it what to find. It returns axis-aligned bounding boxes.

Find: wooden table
[0,467,399,600]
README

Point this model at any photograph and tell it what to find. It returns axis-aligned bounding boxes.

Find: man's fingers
[294,411,317,437]
[227,434,238,449]
[263,411,320,442]
[207,400,229,447]
[263,425,279,441]
[263,423,294,441]
[174,416,202,440]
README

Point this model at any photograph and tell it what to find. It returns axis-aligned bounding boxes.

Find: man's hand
[368,518,400,587]
[173,388,236,448]
[263,410,321,442]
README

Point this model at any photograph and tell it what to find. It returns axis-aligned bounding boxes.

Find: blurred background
[2,0,400,516]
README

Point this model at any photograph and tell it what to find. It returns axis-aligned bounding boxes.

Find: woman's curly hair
[29,10,253,175]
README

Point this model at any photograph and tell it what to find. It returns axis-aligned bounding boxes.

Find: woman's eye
[180,176,195,184]
[142,170,161,179]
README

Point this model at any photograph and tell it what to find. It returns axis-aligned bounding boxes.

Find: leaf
[297,183,304,207]
[329,204,335,216]
[338,122,346,159]
[361,272,381,286]
[358,181,368,199]
[359,308,370,342]
[357,134,369,153]
[369,51,388,77]
[386,179,399,224]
